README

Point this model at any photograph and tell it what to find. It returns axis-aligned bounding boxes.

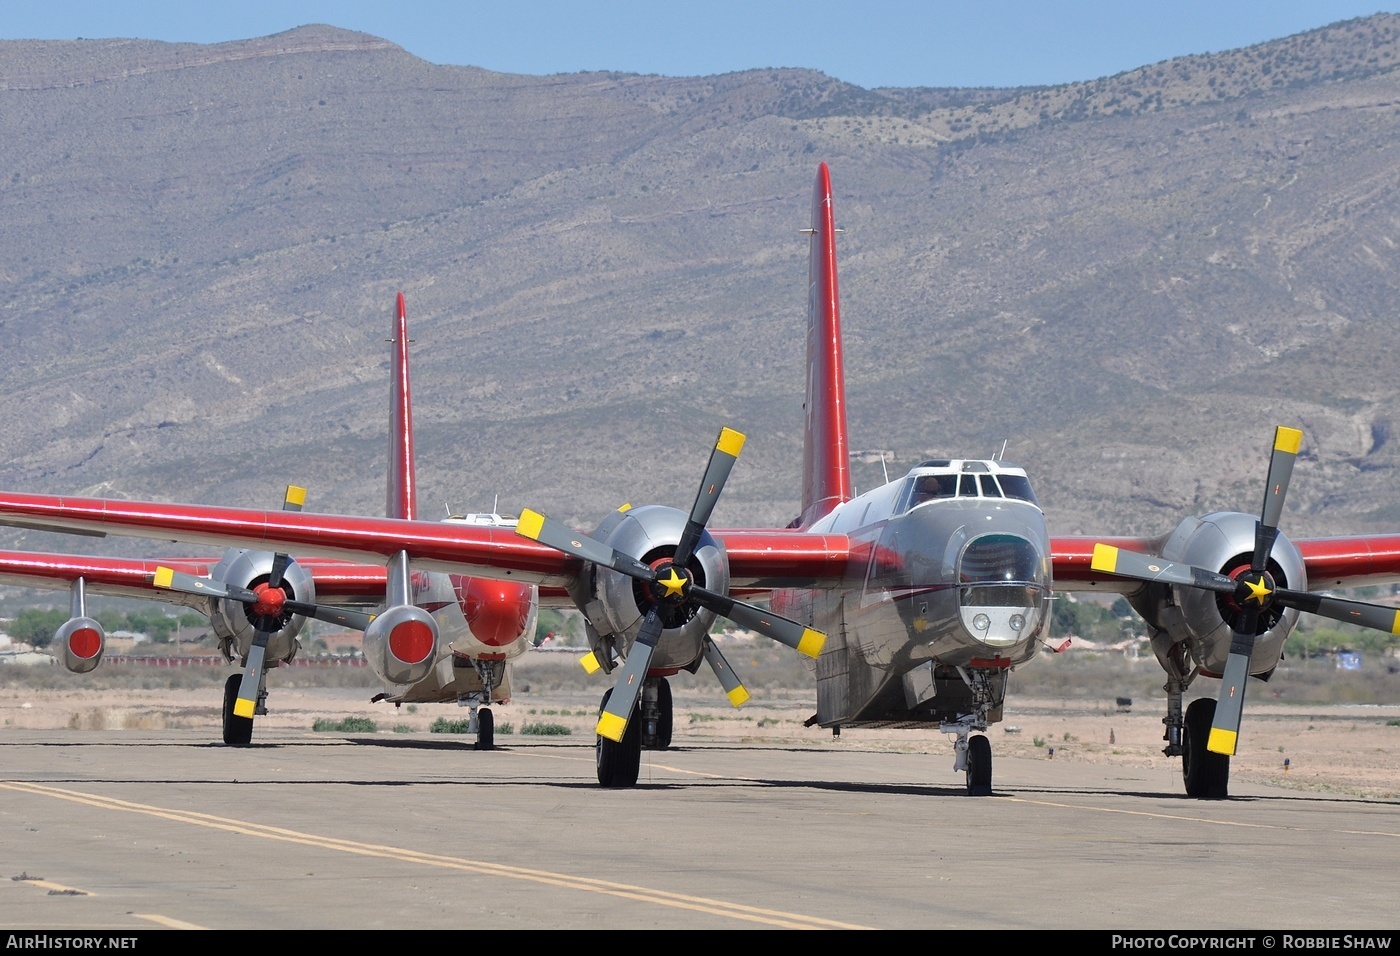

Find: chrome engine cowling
[363,603,440,687]
[1129,511,1304,679]
[206,550,315,665]
[569,504,730,674]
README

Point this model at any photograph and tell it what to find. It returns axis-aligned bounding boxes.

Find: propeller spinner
[517,427,826,742]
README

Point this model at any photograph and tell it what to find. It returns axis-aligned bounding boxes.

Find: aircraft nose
[957,532,1049,647]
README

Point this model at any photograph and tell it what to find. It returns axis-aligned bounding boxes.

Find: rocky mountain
[3,15,1400,559]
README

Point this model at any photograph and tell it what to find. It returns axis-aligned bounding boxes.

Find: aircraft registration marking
[0,781,870,930]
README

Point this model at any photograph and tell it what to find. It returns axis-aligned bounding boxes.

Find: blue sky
[3,2,1399,89]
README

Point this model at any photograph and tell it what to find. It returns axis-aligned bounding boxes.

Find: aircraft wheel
[475,707,495,751]
[966,733,992,796]
[596,689,641,787]
[1182,697,1229,799]
[653,676,673,751]
[222,674,253,747]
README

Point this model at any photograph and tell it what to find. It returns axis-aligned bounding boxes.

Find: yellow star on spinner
[1243,576,1272,605]
[658,567,687,598]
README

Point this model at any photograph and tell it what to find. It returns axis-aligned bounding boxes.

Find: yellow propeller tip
[596,712,628,742]
[517,508,545,541]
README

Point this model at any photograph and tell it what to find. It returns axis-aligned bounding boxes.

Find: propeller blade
[1208,631,1254,755]
[1215,426,1303,755]
[1273,589,1400,634]
[1090,543,1236,593]
[268,551,291,590]
[153,566,256,603]
[1253,426,1301,570]
[701,637,751,707]
[234,631,270,721]
[155,567,373,631]
[688,584,826,658]
[596,611,664,742]
[287,601,375,631]
[517,509,656,581]
[675,427,745,566]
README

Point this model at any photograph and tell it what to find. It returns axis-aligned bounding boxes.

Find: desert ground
[3,643,1398,799]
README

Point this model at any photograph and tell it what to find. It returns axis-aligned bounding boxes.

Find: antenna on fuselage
[881,453,890,484]
[994,439,1008,461]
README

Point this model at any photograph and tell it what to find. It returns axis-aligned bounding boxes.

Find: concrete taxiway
[2,728,1398,930]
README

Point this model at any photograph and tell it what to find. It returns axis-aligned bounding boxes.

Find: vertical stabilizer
[798,163,852,528]
[387,292,418,521]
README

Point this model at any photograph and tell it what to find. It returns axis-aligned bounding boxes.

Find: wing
[0,549,390,608]
[0,491,856,596]
[1052,532,1400,591]
[0,491,577,585]
[716,529,852,592]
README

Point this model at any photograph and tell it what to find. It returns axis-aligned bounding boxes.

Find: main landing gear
[596,675,675,787]
[1162,666,1230,799]
[221,662,273,747]
[1181,697,1229,799]
[596,687,642,787]
[222,673,254,746]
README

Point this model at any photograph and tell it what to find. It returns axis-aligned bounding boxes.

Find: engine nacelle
[1129,511,1304,680]
[206,550,315,665]
[57,616,105,674]
[363,604,440,686]
[568,504,729,675]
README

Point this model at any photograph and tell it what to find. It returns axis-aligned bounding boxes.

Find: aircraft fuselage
[775,460,1051,730]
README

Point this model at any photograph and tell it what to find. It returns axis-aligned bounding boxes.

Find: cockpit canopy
[896,460,1039,514]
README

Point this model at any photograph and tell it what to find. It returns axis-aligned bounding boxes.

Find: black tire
[966,733,992,796]
[222,674,253,747]
[596,689,641,787]
[1183,697,1230,799]
[475,707,495,751]
[653,677,673,751]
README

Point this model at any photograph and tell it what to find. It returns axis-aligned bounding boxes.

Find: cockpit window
[909,473,957,506]
[900,466,1040,513]
[996,474,1039,505]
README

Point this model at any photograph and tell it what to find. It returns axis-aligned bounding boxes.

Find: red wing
[715,529,852,592]
[1052,532,1400,592]
[0,491,576,585]
[0,550,390,606]
[0,491,847,597]
[1295,535,1400,589]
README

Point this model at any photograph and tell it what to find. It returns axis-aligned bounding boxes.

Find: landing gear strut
[467,659,499,751]
[1158,646,1228,798]
[945,719,993,796]
[641,676,673,750]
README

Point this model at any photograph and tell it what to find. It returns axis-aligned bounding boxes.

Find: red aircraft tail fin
[797,163,852,528]
[386,291,418,521]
